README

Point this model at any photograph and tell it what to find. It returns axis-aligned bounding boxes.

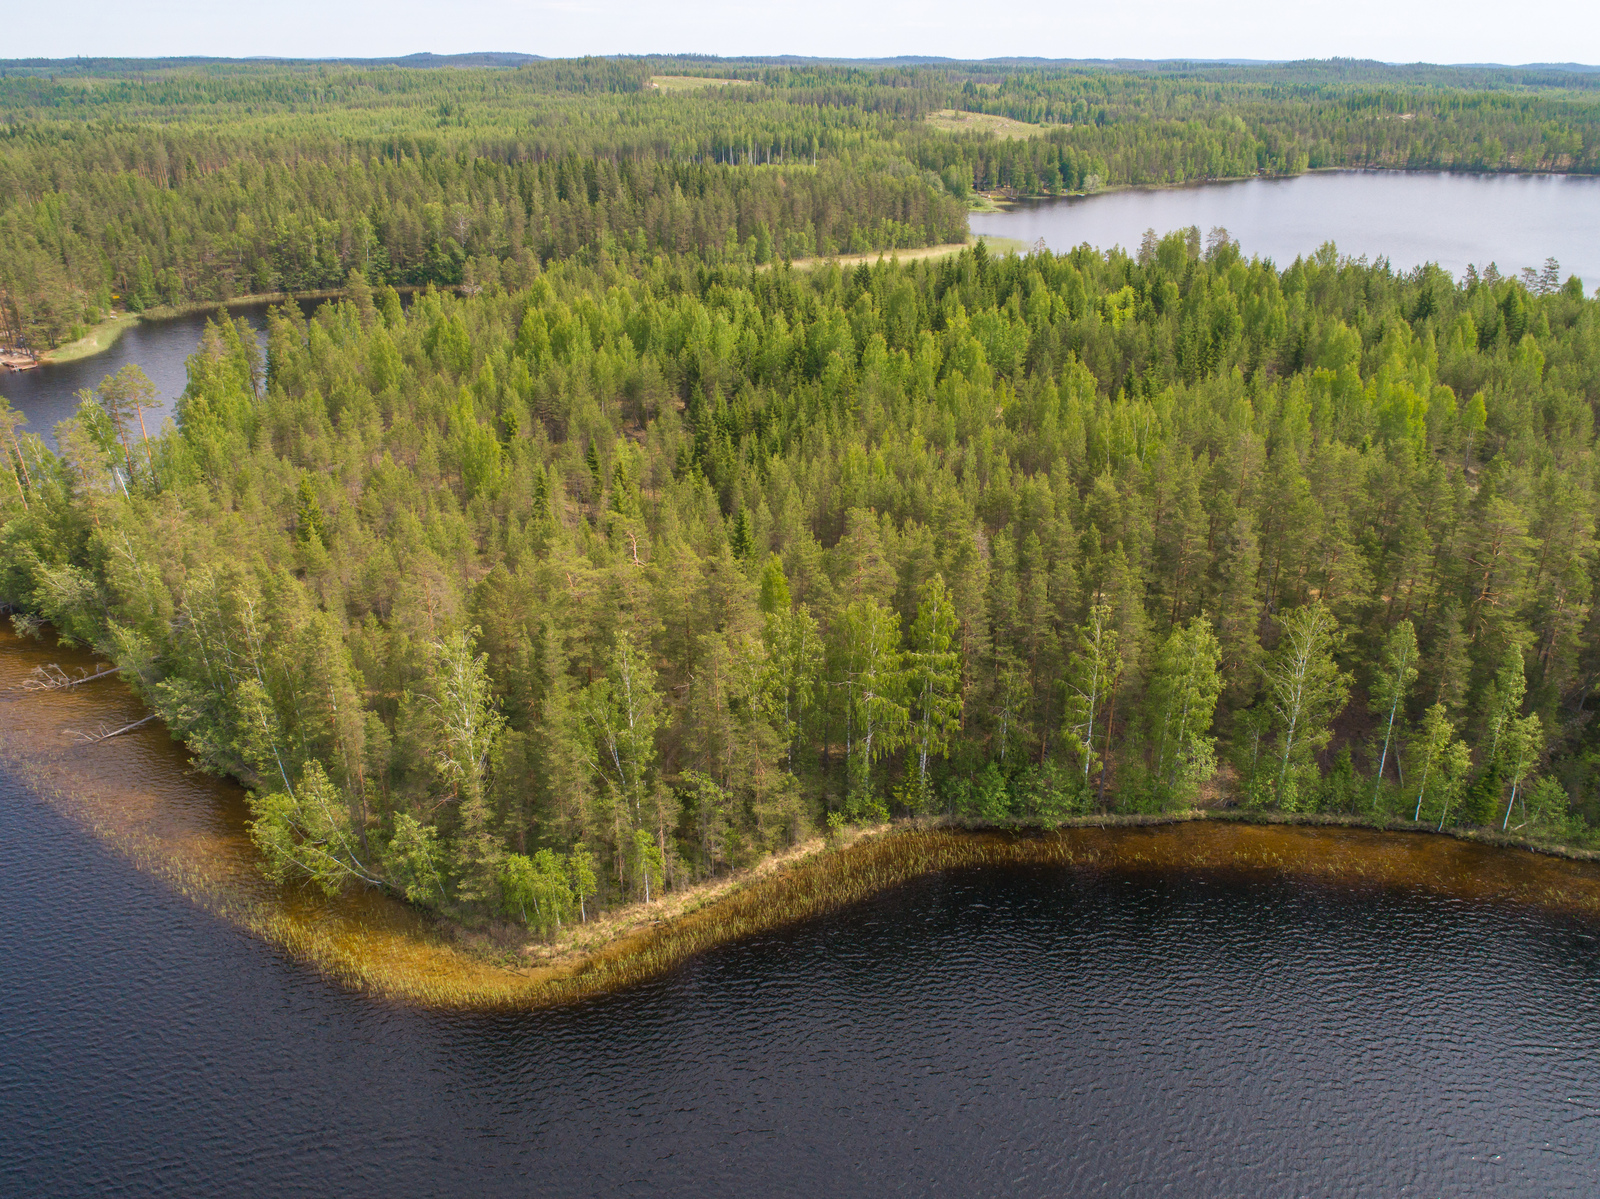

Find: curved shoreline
[6,626,1600,1010]
[975,165,1598,212]
[28,285,445,371]
[472,815,1600,1010]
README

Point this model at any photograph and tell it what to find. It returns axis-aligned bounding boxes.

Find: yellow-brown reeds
[9,622,1600,1011]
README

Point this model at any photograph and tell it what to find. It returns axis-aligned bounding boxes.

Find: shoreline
[463,808,1600,1006]
[369,815,1600,1009]
[37,314,141,365]
[975,163,1597,212]
[28,285,444,370]
[11,678,1600,1012]
[136,288,352,321]
[5,623,1600,1011]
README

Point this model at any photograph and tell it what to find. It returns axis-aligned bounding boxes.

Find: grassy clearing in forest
[778,236,1030,272]
[779,242,972,271]
[39,313,138,364]
[925,109,1050,139]
[649,75,752,93]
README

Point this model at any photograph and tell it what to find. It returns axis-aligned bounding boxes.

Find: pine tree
[294,477,329,547]
[730,508,755,560]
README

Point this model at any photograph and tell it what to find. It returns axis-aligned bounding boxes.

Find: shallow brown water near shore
[0,624,519,1002]
[6,623,1600,1010]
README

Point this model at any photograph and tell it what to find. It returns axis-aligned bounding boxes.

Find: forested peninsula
[3,57,1600,944]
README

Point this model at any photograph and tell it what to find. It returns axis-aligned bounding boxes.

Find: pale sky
[4,0,1598,66]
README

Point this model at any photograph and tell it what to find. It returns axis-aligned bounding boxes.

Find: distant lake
[971,170,1600,287]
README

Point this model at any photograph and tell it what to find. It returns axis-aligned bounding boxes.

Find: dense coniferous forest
[2,55,1598,347]
[3,56,1600,928]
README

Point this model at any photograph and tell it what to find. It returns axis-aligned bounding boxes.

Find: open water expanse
[971,169,1600,286]
[4,757,1600,1197]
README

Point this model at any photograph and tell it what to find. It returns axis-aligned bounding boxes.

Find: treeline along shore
[6,621,1600,1014]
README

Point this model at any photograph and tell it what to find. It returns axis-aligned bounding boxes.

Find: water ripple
[4,775,1600,1197]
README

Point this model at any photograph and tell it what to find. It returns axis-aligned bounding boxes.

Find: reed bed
[8,620,1600,1011]
[222,817,1600,1011]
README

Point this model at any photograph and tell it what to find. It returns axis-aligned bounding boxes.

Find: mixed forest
[3,56,1600,929]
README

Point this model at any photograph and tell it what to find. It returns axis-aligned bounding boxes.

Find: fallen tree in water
[9,662,119,692]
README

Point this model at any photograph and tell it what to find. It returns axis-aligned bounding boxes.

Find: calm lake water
[3,754,1600,1196]
[972,170,1600,287]
[0,304,286,449]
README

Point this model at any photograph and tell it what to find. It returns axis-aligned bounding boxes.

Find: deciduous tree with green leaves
[834,597,909,819]
[1262,601,1349,809]
[907,573,963,806]
[1370,619,1418,808]
[1062,601,1123,790]
[1146,615,1223,806]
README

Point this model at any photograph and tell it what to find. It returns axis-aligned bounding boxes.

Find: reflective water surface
[972,170,1600,286]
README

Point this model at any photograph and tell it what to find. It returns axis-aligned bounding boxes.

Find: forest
[3,217,1598,926]
[3,55,1599,348]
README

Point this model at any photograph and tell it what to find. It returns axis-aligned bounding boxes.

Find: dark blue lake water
[3,758,1599,1197]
